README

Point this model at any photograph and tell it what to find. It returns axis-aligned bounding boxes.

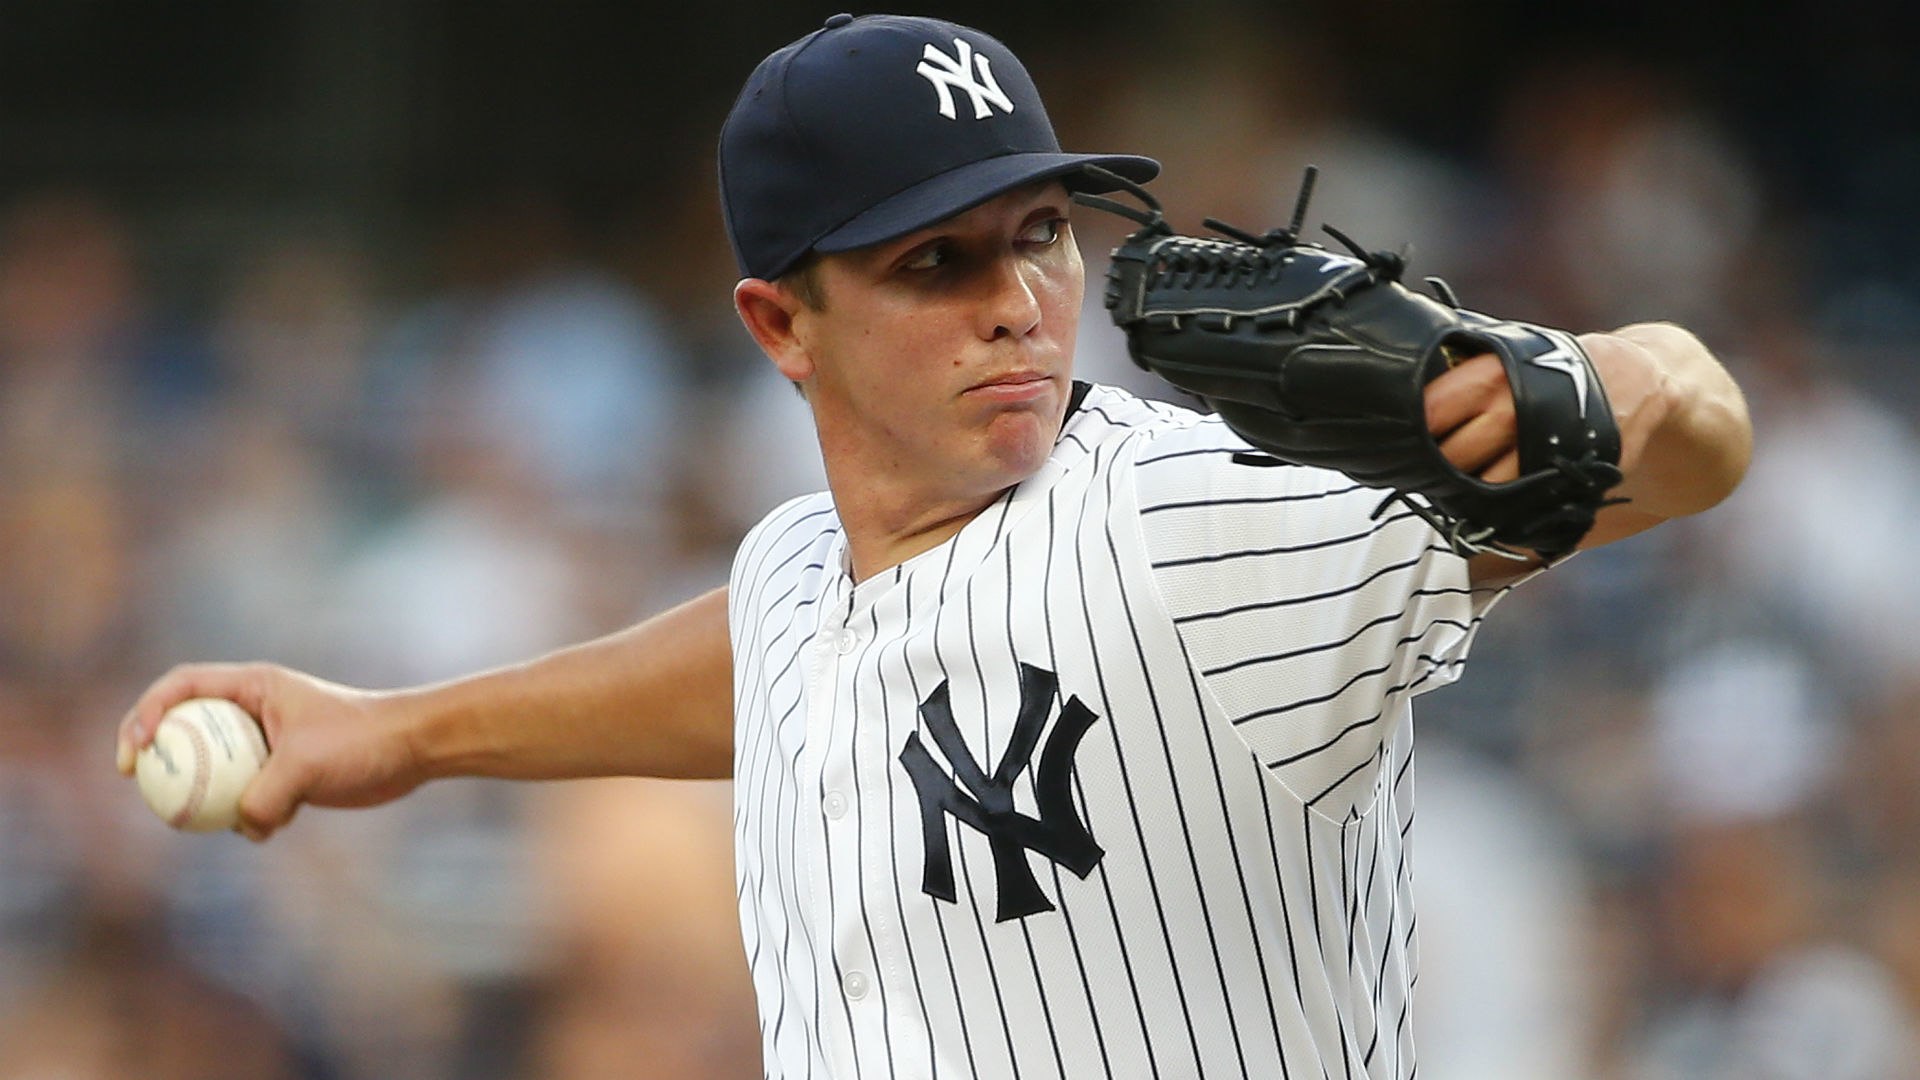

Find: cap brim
[813,152,1160,256]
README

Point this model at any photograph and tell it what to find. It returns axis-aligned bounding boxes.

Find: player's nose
[979,256,1042,341]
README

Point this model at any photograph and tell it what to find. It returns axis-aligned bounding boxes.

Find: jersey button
[842,970,870,1000]
[835,628,858,654]
[823,791,849,819]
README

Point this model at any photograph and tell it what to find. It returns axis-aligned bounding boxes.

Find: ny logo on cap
[915,38,1015,120]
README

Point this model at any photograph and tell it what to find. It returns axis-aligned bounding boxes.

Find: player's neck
[831,481,1004,583]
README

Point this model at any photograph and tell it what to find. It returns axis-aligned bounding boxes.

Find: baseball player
[118,14,1752,1078]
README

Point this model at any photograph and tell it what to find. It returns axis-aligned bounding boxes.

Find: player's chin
[975,410,1058,477]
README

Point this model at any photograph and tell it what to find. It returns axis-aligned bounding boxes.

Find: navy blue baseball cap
[720,13,1160,281]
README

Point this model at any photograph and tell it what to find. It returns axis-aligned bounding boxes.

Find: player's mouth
[964,370,1055,404]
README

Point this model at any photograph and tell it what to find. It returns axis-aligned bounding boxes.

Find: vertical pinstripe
[729,385,1522,1078]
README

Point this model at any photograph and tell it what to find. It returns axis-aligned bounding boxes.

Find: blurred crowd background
[2,2,1917,1077]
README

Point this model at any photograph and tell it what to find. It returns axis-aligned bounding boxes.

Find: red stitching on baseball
[170,707,213,829]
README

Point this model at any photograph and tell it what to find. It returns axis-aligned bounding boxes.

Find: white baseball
[134,698,270,832]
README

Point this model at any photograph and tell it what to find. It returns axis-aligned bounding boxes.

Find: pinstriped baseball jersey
[728,382,1520,1079]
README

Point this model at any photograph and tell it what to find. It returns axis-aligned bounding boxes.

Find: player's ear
[734,278,815,383]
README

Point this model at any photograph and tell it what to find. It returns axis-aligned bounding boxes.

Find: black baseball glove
[1074,167,1625,561]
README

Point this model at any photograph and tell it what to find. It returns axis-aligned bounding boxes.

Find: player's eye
[900,241,953,272]
[1020,217,1065,246]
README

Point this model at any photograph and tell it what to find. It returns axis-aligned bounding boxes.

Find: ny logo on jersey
[899,663,1103,922]
[914,38,1015,120]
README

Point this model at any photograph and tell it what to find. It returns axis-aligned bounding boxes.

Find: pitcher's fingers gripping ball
[134,698,270,832]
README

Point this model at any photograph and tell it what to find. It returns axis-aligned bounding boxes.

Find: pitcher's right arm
[116,586,734,841]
